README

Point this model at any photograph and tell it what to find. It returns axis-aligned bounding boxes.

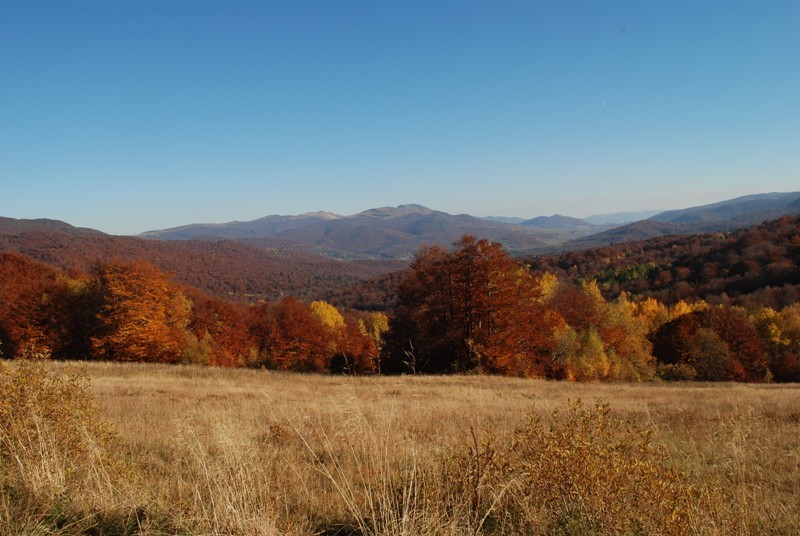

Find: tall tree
[185,288,252,367]
[91,260,190,363]
[651,305,768,381]
[249,297,330,371]
[0,253,60,357]
[387,236,559,375]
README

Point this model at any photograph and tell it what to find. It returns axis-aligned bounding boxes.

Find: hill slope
[139,204,562,259]
[520,214,596,230]
[651,192,800,224]
[0,217,403,302]
[527,214,800,308]
[140,211,342,240]
[557,192,800,251]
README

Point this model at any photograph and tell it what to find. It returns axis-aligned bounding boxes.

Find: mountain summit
[356,204,434,219]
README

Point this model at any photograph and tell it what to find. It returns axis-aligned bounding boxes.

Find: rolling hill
[527,214,800,309]
[138,193,800,260]
[140,211,342,240]
[650,192,800,224]
[5,191,800,305]
[0,217,403,302]
[520,214,597,230]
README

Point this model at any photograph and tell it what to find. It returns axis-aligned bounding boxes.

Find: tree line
[1,233,799,381]
[0,253,386,372]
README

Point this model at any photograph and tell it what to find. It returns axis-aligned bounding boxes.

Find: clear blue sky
[2,0,799,235]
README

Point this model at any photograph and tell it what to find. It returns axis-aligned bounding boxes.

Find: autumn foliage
[383,235,798,381]
[385,236,561,375]
[0,256,375,372]
[2,225,800,381]
[91,260,191,363]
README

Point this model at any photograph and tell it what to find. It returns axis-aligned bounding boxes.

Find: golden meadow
[2,360,798,535]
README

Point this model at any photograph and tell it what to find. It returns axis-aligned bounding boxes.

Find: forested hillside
[3,224,800,381]
[556,192,800,250]
[0,252,388,371]
[2,215,800,382]
[528,215,800,309]
[0,218,403,302]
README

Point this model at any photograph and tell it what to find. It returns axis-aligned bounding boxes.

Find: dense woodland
[0,222,403,302]
[1,216,800,381]
[528,215,800,309]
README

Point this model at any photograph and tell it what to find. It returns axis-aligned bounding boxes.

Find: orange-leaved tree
[248,297,330,371]
[184,288,252,367]
[91,260,191,363]
[0,253,60,357]
[387,236,560,375]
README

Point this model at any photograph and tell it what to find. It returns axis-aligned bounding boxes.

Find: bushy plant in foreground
[497,400,724,535]
[0,356,136,534]
[317,399,731,535]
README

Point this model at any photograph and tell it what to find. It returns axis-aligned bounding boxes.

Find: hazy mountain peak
[356,204,434,218]
[298,211,341,219]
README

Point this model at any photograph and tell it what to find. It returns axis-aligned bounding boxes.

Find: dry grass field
[3,360,799,535]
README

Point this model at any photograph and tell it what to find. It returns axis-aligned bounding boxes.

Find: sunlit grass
[4,361,799,534]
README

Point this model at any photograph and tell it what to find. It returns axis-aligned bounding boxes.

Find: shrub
[322,399,730,535]
[657,362,699,381]
[0,356,136,533]
[498,400,720,535]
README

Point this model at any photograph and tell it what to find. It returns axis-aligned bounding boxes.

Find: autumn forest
[3,211,800,534]
[2,214,800,383]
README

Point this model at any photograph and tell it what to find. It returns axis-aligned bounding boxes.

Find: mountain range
[141,204,570,259]
[2,190,799,304]
[138,192,800,258]
[558,192,800,252]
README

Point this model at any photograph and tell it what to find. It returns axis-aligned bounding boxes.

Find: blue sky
[2,0,799,235]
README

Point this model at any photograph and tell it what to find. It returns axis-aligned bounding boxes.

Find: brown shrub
[448,400,731,535]
[0,356,137,534]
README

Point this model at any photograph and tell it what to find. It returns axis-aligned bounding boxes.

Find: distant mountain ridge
[556,191,800,251]
[136,193,800,259]
[650,192,800,224]
[482,216,525,225]
[140,211,341,240]
[7,191,800,265]
[266,205,560,259]
[583,210,661,226]
[141,204,569,259]
[4,191,800,307]
[520,214,596,230]
[0,216,403,302]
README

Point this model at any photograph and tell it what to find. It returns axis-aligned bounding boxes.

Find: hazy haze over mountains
[560,192,800,251]
[520,215,598,230]
[583,211,662,226]
[2,191,798,264]
[135,192,800,258]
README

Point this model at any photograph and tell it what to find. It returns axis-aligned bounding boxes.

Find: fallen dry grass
[5,361,800,534]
